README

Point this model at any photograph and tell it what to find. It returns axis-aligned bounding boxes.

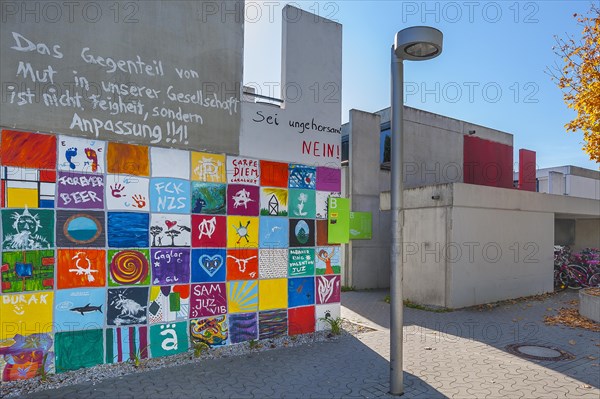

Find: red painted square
[226,248,259,280]
[260,161,288,188]
[1,130,56,169]
[288,305,315,335]
[41,257,55,266]
[40,170,57,182]
[192,215,227,248]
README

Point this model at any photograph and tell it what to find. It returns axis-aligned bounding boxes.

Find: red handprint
[132,194,146,208]
[110,183,125,198]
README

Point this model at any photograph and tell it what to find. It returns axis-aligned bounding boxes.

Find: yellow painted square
[7,187,38,208]
[259,279,288,311]
[227,281,258,313]
[191,152,226,182]
[0,292,54,340]
[227,216,259,248]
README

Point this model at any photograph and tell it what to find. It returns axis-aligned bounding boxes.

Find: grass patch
[319,317,343,335]
[192,340,209,358]
[341,285,355,292]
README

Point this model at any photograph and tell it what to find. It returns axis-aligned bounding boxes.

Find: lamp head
[394,26,443,61]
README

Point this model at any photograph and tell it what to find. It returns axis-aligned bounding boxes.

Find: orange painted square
[227,248,258,280]
[107,142,150,176]
[1,130,56,169]
[57,249,106,289]
[260,161,288,188]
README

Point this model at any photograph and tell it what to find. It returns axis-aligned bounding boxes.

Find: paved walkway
[15,290,600,398]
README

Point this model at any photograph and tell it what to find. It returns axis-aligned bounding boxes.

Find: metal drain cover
[506,344,574,361]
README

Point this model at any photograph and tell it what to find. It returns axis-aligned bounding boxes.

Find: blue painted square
[39,199,55,208]
[289,164,316,189]
[54,288,106,332]
[191,248,226,282]
[259,217,289,249]
[150,178,191,214]
[288,277,315,308]
[107,212,149,247]
[15,262,33,277]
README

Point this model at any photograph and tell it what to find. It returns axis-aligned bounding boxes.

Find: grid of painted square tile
[0,129,342,380]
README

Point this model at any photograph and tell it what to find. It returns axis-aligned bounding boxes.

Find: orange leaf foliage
[551,5,600,163]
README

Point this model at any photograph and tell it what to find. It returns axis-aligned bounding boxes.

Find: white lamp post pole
[390,26,443,396]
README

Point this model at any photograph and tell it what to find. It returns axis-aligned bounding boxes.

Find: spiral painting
[109,250,150,285]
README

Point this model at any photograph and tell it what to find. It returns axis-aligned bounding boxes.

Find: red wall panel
[518,149,536,191]
[463,136,513,189]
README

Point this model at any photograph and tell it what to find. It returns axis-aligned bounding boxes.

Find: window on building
[341,135,349,162]
[380,129,391,164]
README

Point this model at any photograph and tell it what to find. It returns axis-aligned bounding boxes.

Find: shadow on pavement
[20,334,444,399]
[342,289,600,389]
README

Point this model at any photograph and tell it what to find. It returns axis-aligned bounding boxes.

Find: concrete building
[514,165,600,200]
[341,107,600,308]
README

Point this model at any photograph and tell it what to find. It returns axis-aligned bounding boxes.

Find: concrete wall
[240,6,342,167]
[567,175,600,200]
[403,206,449,307]
[573,219,600,252]
[0,4,344,381]
[381,182,598,307]
[548,172,566,195]
[448,207,554,308]
[346,110,389,289]
[0,0,243,152]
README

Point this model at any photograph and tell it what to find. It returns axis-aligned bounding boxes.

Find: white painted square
[6,180,36,189]
[58,135,106,173]
[150,214,191,247]
[316,191,340,219]
[40,182,56,196]
[258,249,288,279]
[105,174,150,211]
[151,147,190,179]
[227,156,260,185]
[315,303,341,331]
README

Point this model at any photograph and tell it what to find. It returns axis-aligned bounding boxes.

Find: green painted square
[1,250,55,292]
[149,321,188,358]
[1,208,54,250]
[55,329,104,372]
[288,189,316,219]
[288,248,315,277]
[169,292,181,312]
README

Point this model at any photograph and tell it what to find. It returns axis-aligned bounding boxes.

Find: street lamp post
[390,26,443,396]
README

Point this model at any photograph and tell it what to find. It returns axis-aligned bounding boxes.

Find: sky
[243,0,599,170]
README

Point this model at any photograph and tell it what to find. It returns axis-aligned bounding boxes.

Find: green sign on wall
[327,197,350,244]
[349,212,372,240]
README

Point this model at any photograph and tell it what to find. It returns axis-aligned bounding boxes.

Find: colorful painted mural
[0,129,342,379]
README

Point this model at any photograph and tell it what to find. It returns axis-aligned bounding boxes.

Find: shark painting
[70,303,103,315]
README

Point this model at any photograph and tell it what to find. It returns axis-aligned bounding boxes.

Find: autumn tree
[550,5,600,162]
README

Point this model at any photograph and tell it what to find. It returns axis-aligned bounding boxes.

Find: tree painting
[150,226,163,247]
[165,229,181,246]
